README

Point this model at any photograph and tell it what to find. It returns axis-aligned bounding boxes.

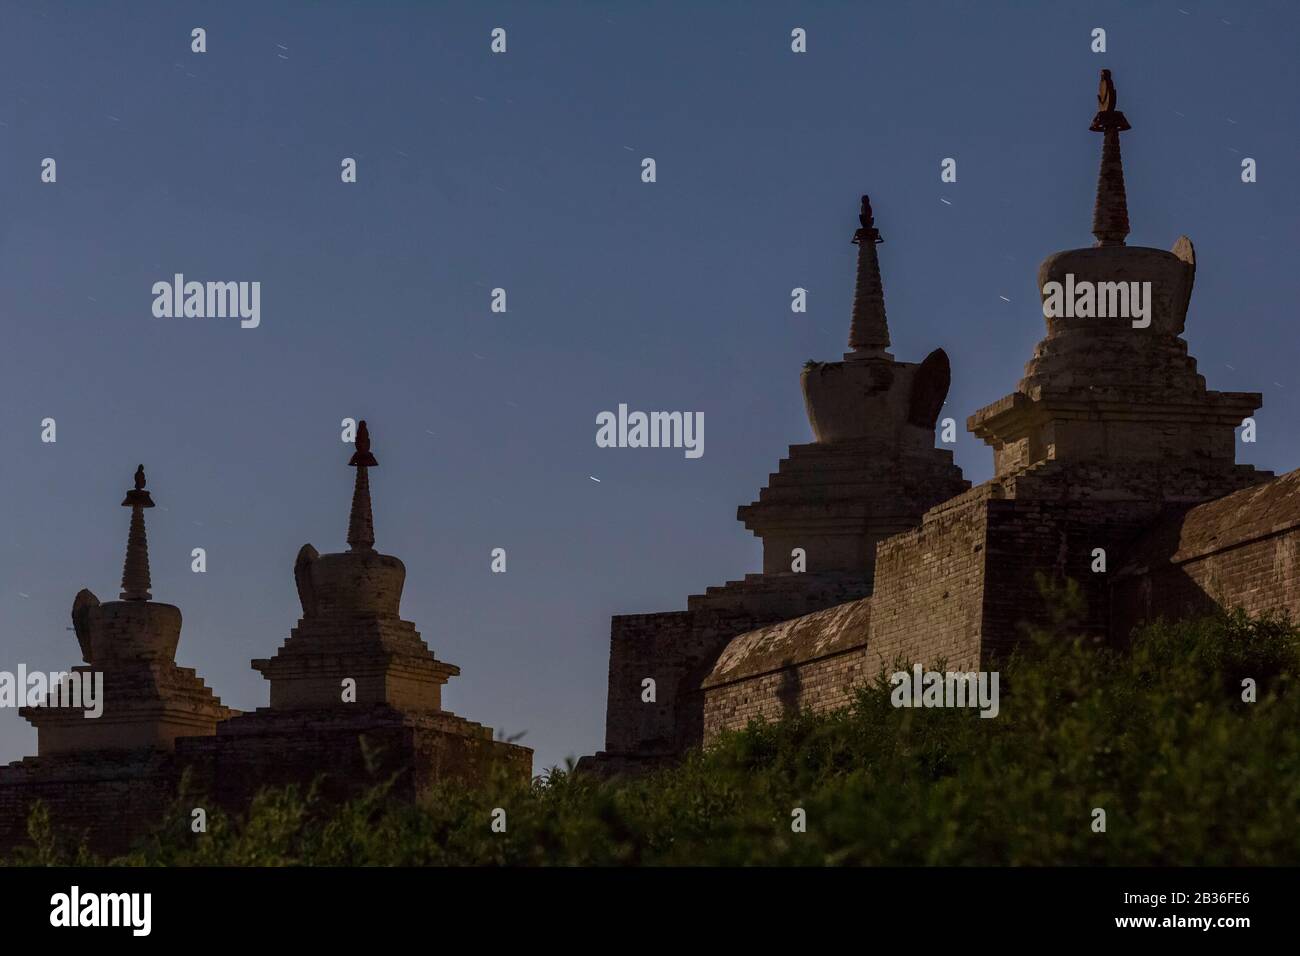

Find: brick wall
[1113,468,1300,634]
[702,645,871,741]
[598,573,873,762]
[0,707,532,858]
[866,490,991,674]
[699,597,873,741]
[0,750,178,857]
[980,498,1154,660]
[602,609,774,757]
[629,464,1288,764]
[177,705,531,810]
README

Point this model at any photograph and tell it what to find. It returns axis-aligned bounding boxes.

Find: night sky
[2,0,1297,773]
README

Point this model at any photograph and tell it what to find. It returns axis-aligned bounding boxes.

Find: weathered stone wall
[0,707,532,858]
[980,497,1153,660]
[0,750,179,857]
[593,572,872,768]
[691,462,1289,746]
[1113,468,1300,634]
[985,461,1271,657]
[701,599,873,742]
[702,646,871,741]
[600,608,779,758]
[602,611,692,756]
[176,705,530,810]
[866,490,991,674]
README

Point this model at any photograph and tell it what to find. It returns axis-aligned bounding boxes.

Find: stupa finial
[1089,69,1132,247]
[119,464,155,601]
[347,421,378,552]
[848,194,891,355]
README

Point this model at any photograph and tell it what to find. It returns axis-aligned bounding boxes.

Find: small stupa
[19,466,232,754]
[250,421,459,709]
[737,196,969,583]
[969,70,1266,498]
[176,421,531,806]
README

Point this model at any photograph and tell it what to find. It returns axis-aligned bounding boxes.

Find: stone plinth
[0,749,179,857]
[177,704,531,808]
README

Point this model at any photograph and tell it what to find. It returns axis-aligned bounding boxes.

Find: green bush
[10,608,1300,866]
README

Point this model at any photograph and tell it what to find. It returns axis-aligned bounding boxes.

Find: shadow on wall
[1112,564,1232,647]
[777,659,801,718]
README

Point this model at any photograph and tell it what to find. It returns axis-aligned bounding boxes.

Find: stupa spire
[119,464,155,601]
[347,420,379,552]
[848,195,891,356]
[1089,69,1132,247]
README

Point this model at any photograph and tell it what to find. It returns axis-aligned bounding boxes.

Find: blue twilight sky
[1,1,1298,773]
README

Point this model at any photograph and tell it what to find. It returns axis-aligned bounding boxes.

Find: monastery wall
[865,491,991,675]
[690,466,1297,748]
[596,572,874,766]
[700,598,872,742]
[0,751,178,857]
[602,607,794,758]
[176,706,529,810]
[1113,468,1300,635]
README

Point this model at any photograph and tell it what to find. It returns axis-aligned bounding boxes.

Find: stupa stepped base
[253,616,459,712]
[740,439,969,576]
[687,570,872,618]
[20,662,236,756]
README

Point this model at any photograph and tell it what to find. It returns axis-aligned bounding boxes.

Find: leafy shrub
[9,608,1299,866]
